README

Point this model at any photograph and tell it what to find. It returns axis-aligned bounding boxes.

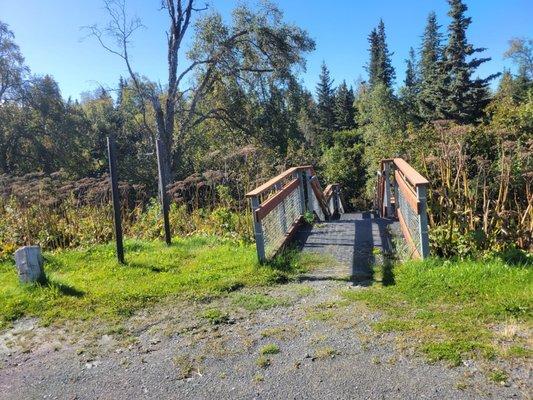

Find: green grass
[232,293,290,311]
[199,308,230,325]
[0,236,319,329]
[341,257,532,365]
[259,343,280,355]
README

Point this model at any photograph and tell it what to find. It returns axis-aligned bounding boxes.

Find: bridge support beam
[250,196,266,263]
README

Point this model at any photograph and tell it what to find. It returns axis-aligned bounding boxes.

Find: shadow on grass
[494,248,532,267]
[29,277,86,298]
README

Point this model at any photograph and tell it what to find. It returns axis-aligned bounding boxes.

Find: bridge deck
[295,212,399,280]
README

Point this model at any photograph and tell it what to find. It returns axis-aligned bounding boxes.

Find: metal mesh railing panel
[261,186,303,258]
[396,183,422,255]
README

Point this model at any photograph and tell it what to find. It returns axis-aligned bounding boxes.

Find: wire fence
[261,185,303,259]
[377,158,430,259]
[395,182,423,256]
[246,166,344,262]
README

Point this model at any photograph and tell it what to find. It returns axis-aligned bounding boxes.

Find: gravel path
[0,216,528,399]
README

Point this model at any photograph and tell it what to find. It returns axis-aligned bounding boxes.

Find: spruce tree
[316,61,336,140]
[366,20,395,89]
[334,80,356,131]
[367,28,381,88]
[376,20,396,88]
[418,12,447,121]
[443,0,498,123]
[400,47,419,119]
[404,48,418,89]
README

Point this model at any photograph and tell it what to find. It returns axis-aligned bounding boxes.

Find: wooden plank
[393,158,429,187]
[395,170,420,214]
[246,167,298,197]
[397,208,421,259]
[246,165,316,197]
[255,179,299,221]
[324,184,334,201]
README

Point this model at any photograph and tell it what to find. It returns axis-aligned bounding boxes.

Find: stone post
[14,246,46,284]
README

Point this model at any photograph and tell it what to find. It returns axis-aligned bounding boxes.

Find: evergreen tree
[116,76,126,107]
[315,61,336,141]
[367,28,381,88]
[366,20,395,89]
[418,12,447,121]
[404,47,418,89]
[334,80,356,131]
[376,20,395,88]
[443,0,498,123]
[400,47,420,120]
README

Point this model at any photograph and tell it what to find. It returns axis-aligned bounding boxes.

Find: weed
[306,310,335,321]
[313,346,337,360]
[259,343,280,355]
[488,369,508,384]
[232,293,290,311]
[173,355,201,380]
[256,355,270,368]
[506,345,531,358]
[199,308,229,325]
[261,325,298,341]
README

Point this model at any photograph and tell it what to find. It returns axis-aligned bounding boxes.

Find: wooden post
[250,196,266,263]
[297,170,306,215]
[417,185,430,258]
[107,135,125,264]
[155,139,172,245]
[384,161,393,218]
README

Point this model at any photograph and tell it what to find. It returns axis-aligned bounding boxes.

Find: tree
[334,80,355,131]
[366,28,381,88]
[88,0,315,183]
[376,20,395,88]
[504,38,533,81]
[399,47,419,118]
[443,0,498,123]
[0,21,28,102]
[366,20,395,89]
[315,61,336,140]
[418,12,447,121]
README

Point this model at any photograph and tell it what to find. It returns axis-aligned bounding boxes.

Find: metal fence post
[250,196,266,263]
[417,185,430,258]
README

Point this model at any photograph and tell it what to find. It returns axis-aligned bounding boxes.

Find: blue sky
[1,0,532,99]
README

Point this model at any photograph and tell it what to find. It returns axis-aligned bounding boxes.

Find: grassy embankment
[0,236,320,330]
[342,256,532,367]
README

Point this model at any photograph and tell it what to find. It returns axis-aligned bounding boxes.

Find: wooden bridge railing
[246,166,344,262]
[376,158,430,259]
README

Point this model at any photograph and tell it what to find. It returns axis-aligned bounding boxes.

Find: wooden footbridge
[245,160,430,274]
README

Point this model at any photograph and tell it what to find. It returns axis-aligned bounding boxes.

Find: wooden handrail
[255,179,299,221]
[245,165,314,198]
[393,158,429,188]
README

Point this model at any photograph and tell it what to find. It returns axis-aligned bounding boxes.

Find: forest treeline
[0,0,531,257]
